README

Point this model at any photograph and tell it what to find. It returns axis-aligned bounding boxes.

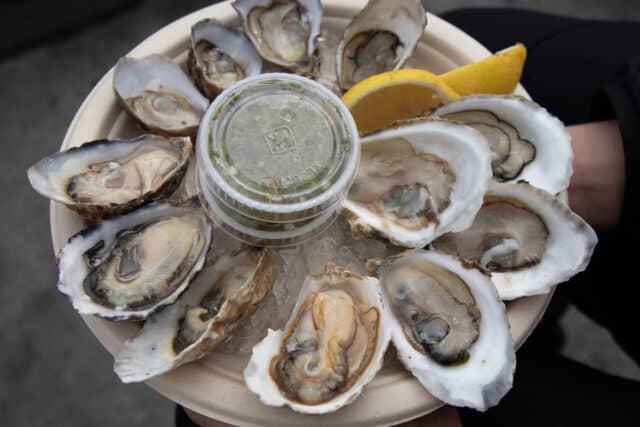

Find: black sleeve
[570,58,640,364]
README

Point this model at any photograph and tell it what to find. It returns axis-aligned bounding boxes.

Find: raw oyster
[433,95,573,194]
[342,118,492,248]
[57,200,212,320]
[28,135,191,220]
[432,181,597,300]
[244,263,390,414]
[114,248,272,383]
[336,0,426,91]
[113,55,209,136]
[369,250,515,411]
[188,19,262,99]
[233,0,321,72]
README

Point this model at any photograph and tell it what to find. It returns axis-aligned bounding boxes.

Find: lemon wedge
[342,69,460,134]
[440,43,527,96]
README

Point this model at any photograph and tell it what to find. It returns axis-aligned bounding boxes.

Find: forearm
[567,120,625,229]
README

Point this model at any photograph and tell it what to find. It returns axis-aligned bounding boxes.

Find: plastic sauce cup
[196,73,359,246]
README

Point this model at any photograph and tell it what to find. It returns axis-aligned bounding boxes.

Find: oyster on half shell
[342,119,492,248]
[432,181,597,300]
[57,200,212,321]
[188,19,263,99]
[433,95,573,194]
[336,0,426,91]
[113,55,209,136]
[114,248,272,383]
[233,0,322,72]
[369,250,515,411]
[244,263,390,414]
[28,135,192,220]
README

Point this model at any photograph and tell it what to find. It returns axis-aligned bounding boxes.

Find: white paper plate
[50,1,553,425]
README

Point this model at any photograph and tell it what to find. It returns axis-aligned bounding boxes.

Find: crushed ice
[218,216,390,353]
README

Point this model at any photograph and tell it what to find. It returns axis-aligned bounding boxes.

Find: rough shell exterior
[28,136,192,221]
[114,248,272,383]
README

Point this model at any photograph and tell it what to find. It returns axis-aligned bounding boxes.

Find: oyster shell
[432,181,598,300]
[336,0,426,91]
[113,55,209,136]
[57,200,212,320]
[233,0,322,72]
[188,19,263,99]
[433,95,573,194]
[342,119,492,248]
[244,263,390,414]
[309,29,341,95]
[28,135,192,220]
[369,250,515,411]
[114,248,272,383]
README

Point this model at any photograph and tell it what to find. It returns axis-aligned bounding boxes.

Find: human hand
[568,120,625,228]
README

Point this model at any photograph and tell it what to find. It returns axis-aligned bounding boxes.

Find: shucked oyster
[114,248,272,383]
[244,263,390,414]
[433,95,573,194]
[57,200,212,320]
[114,55,209,136]
[432,181,597,300]
[370,250,515,411]
[233,0,322,72]
[342,119,492,248]
[28,135,191,220]
[336,0,426,91]
[188,19,262,99]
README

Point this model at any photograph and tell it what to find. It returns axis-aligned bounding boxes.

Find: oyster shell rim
[57,200,213,321]
[27,135,193,221]
[431,180,598,300]
[114,247,273,383]
[335,0,427,91]
[243,263,392,414]
[232,0,323,71]
[371,250,516,411]
[432,94,574,194]
[341,117,493,248]
[188,18,264,99]
[113,54,210,137]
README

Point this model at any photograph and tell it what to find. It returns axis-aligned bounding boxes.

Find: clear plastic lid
[196,73,359,222]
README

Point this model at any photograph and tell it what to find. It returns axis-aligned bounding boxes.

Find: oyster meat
[28,135,191,220]
[336,0,426,91]
[57,200,212,320]
[233,0,322,72]
[432,181,597,299]
[188,19,263,99]
[433,95,573,194]
[244,263,390,414]
[370,250,515,411]
[114,248,272,382]
[342,119,492,248]
[113,55,209,136]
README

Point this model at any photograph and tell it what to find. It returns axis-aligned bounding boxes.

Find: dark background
[1,1,639,426]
